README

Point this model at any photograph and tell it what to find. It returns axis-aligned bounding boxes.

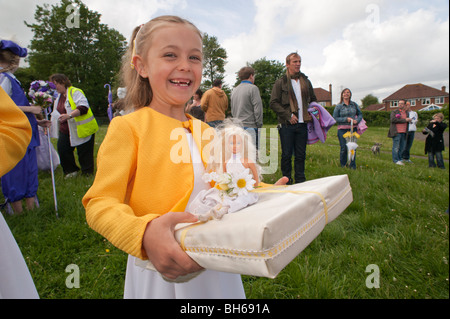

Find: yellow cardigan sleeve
[83,109,216,260]
[0,87,32,176]
[82,117,159,260]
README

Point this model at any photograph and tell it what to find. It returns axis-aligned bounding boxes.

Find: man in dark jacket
[270,52,316,184]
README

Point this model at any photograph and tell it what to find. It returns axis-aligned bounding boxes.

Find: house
[364,103,385,111]
[382,83,449,112]
[314,84,332,107]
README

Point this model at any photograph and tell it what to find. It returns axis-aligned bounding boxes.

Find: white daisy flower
[202,172,218,183]
[216,172,232,185]
[230,168,255,196]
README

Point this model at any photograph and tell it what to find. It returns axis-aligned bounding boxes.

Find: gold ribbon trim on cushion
[179,187,331,258]
[180,222,205,251]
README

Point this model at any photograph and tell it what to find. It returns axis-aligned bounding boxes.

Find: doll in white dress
[187,123,261,221]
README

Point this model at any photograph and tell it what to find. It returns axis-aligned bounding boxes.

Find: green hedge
[323,104,449,127]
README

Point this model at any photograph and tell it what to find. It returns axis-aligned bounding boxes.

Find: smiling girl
[82,16,246,299]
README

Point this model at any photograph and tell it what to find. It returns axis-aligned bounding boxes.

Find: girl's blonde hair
[120,15,203,111]
[434,113,444,120]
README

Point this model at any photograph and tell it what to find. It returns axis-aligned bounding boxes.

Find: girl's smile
[133,24,203,119]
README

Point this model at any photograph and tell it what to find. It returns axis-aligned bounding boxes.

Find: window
[421,98,430,105]
[435,97,444,104]
[391,101,398,108]
[408,99,416,106]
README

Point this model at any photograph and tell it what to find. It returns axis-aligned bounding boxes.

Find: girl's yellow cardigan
[0,87,32,176]
[82,107,214,260]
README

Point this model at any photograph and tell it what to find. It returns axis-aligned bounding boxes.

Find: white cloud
[312,8,449,103]
[222,1,284,82]
[1,0,448,105]
[220,0,448,104]
[0,0,59,46]
[221,0,387,93]
[76,0,188,41]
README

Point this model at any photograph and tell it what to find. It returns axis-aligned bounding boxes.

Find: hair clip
[130,39,137,69]
[130,24,144,70]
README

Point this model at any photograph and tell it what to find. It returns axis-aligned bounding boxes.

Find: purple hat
[0,40,28,57]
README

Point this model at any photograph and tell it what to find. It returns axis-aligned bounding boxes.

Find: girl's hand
[28,106,43,115]
[142,211,203,280]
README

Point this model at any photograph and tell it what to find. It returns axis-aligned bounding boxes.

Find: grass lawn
[1,124,448,299]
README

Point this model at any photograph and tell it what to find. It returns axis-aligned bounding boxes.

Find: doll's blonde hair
[120,15,202,112]
[206,120,261,181]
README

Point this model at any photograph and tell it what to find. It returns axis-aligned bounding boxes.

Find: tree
[361,94,379,109]
[25,0,127,115]
[201,33,227,90]
[234,57,285,124]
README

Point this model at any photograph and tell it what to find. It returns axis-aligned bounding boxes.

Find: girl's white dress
[123,132,246,299]
[0,214,39,299]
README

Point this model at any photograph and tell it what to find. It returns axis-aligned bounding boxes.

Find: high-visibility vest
[67,86,98,138]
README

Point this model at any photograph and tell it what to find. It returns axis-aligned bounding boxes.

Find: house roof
[365,103,386,111]
[383,83,449,101]
[314,87,331,102]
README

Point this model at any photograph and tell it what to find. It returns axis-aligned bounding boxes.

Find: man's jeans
[207,120,223,128]
[392,133,406,163]
[428,152,445,169]
[402,131,415,161]
[244,127,259,150]
[278,123,307,184]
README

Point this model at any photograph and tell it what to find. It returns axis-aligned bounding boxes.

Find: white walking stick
[44,108,59,217]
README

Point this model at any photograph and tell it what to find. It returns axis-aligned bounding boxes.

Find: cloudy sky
[1,0,449,104]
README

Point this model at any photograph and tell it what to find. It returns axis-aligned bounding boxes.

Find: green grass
[1,124,448,299]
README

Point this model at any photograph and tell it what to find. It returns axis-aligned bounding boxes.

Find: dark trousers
[392,133,406,163]
[402,131,415,160]
[428,152,445,169]
[278,123,307,184]
[57,132,95,175]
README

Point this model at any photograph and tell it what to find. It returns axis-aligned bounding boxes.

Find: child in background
[423,113,447,169]
[83,16,250,299]
[0,40,50,214]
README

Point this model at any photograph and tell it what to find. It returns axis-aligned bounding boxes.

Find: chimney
[329,84,332,105]
[442,86,447,92]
